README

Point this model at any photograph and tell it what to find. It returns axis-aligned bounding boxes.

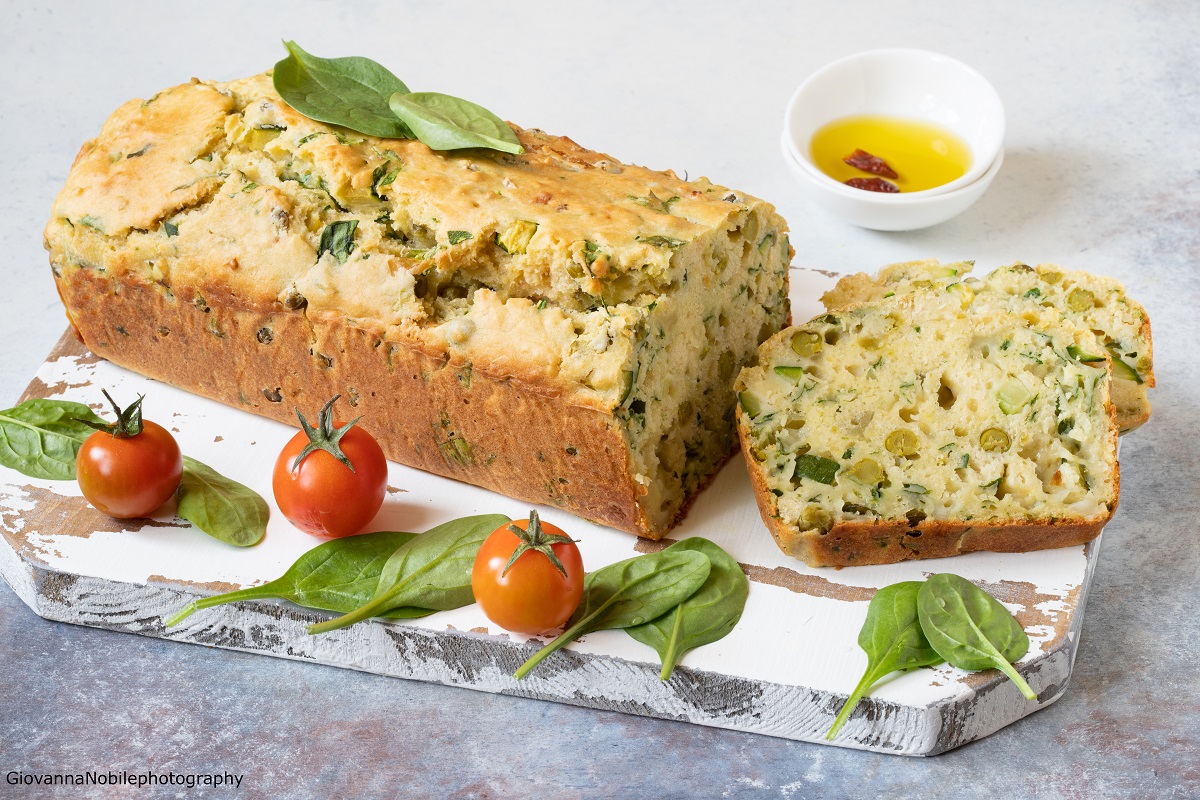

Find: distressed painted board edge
[0,534,1095,756]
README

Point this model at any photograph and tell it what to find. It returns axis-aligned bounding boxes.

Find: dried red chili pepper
[844,149,899,180]
[845,177,900,193]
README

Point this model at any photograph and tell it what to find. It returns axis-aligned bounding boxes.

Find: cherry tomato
[472,511,584,634]
[76,392,183,519]
[272,395,387,538]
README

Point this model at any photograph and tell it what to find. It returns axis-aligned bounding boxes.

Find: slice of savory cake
[822,259,1154,431]
[735,292,1119,567]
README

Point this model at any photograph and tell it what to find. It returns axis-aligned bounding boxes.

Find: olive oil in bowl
[810,115,972,193]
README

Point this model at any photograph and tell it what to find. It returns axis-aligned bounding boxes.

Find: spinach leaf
[272,43,520,156]
[388,92,524,155]
[165,530,432,626]
[582,240,601,265]
[625,538,748,680]
[446,230,472,245]
[826,581,943,739]
[176,456,269,547]
[794,454,840,485]
[513,549,711,679]
[308,513,510,634]
[370,163,399,199]
[0,399,108,480]
[318,219,358,264]
[917,573,1036,700]
[273,41,414,139]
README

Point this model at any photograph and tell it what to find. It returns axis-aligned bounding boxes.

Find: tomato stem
[77,389,145,438]
[292,395,362,472]
[502,510,579,578]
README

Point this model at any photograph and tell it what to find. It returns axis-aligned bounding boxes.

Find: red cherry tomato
[272,396,387,538]
[76,394,182,519]
[472,511,584,634]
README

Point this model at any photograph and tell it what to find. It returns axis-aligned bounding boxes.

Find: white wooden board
[0,268,1105,755]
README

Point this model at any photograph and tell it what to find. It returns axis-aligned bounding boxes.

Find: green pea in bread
[735,290,1120,567]
[821,259,1154,432]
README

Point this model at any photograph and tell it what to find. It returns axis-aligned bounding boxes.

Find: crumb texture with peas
[736,283,1120,567]
[822,259,1154,432]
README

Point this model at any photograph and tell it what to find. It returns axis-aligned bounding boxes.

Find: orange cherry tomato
[472,511,584,634]
[76,393,182,519]
[272,395,387,538]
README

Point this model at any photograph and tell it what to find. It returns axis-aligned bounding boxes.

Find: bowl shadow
[864,147,1094,240]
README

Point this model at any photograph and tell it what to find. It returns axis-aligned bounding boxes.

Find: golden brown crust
[45,73,781,317]
[52,81,236,237]
[56,267,665,537]
[736,410,1119,568]
[773,514,1111,568]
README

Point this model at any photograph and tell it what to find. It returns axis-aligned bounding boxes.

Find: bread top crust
[45,73,789,411]
[53,82,237,234]
[47,74,780,306]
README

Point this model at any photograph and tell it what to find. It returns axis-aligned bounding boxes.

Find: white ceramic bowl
[782,48,1006,228]
[781,135,1004,231]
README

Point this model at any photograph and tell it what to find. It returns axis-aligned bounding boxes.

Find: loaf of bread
[45,73,792,538]
[735,290,1119,567]
[822,259,1154,432]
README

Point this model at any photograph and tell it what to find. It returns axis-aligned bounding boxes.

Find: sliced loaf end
[736,294,1119,567]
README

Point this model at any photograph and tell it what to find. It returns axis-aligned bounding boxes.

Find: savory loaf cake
[735,292,1119,567]
[822,259,1154,432]
[44,73,792,538]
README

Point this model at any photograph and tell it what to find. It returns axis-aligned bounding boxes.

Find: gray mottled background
[1,1,1197,797]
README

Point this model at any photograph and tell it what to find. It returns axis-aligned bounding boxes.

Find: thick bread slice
[45,74,792,538]
[822,259,1154,432]
[735,292,1119,567]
